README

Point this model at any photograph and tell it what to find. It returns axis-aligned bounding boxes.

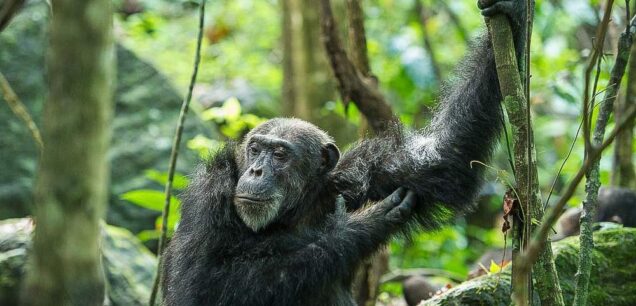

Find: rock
[0,2,208,233]
[0,218,157,306]
[420,228,636,306]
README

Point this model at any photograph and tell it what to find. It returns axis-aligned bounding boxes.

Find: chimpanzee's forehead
[249,129,322,154]
[249,118,334,145]
[249,134,294,149]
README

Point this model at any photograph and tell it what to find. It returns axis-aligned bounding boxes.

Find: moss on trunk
[420,228,636,306]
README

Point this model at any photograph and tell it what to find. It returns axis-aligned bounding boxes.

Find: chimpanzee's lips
[235,195,271,203]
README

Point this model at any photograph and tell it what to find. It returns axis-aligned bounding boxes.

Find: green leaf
[144,169,189,190]
[120,189,180,212]
[220,119,247,139]
[241,113,267,128]
[155,210,181,234]
[201,97,242,122]
[187,134,222,158]
[137,229,162,242]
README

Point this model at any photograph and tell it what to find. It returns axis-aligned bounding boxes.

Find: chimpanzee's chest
[204,238,354,306]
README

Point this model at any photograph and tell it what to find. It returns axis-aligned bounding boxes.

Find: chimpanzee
[596,186,636,226]
[402,276,440,306]
[161,0,528,305]
[553,186,636,240]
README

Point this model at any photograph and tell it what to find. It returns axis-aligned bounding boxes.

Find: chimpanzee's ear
[321,143,340,173]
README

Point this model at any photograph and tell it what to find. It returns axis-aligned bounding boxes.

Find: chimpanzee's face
[233,119,340,232]
[234,133,304,232]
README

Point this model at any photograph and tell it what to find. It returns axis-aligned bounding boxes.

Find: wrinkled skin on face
[233,118,340,232]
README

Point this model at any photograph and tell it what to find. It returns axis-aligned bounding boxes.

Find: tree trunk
[282,0,310,119]
[20,0,114,305]
[486,8,564,306]
[282,0,335,119]
[611,42,636,189]
[282,0,356,143]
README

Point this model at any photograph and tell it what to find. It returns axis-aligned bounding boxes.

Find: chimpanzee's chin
[234,198,281,232]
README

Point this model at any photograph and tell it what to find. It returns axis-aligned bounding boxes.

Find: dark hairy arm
[259,189,415,293]
[161,143,244,305]
[330,0,527,229]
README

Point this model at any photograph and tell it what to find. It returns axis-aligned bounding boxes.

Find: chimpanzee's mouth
[235,195,272,204]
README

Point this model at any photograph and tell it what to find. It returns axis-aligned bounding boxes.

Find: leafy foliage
[121,170,187,241]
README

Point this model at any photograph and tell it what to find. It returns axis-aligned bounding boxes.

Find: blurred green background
[1,0,634,301]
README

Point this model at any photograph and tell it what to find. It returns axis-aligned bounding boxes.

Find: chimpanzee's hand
[377,187,416,225]
[478,0,530,38]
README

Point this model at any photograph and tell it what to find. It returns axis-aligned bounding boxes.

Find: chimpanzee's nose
[249,167,263,177]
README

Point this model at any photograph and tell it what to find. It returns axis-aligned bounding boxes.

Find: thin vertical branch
[414,0,442,84]
[583,0,615,152]
[574,11,635,306]
[0,71,43,152]
[347,0,371,77]
[485,12,533,306]
[149,1,206,305]
[612,1,636,188]
[523,0,534,301]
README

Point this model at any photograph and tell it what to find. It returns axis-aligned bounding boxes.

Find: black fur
[162,1,525,305]
[596,187,636,227]
[163,145,414,305]
[332,36,502,231]
[554,187,636,240]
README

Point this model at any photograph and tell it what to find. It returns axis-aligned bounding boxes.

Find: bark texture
[20,0,114,305]
[319,0,397,132]
[282,0,356,144]
[282,0,333,120]
[487,12,564,306]
[611,43,636,189]
[575,20,634,306]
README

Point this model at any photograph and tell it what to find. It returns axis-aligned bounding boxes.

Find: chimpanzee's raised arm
[329,0,527,229]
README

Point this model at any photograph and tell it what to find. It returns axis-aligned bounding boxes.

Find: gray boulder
[0,218,157,306]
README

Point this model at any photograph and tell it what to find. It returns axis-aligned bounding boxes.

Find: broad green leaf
[242,113,267,128]
[220,119,246,139]
[155,210,181,233]
[187,134,222,158]
[137,229,162,242]
[201,97,242,122]
[120,189,180,212]
[145,169,189,190]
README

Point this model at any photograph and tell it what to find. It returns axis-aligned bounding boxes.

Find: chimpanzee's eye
[249,145,260,156]
[273,148,287,160]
